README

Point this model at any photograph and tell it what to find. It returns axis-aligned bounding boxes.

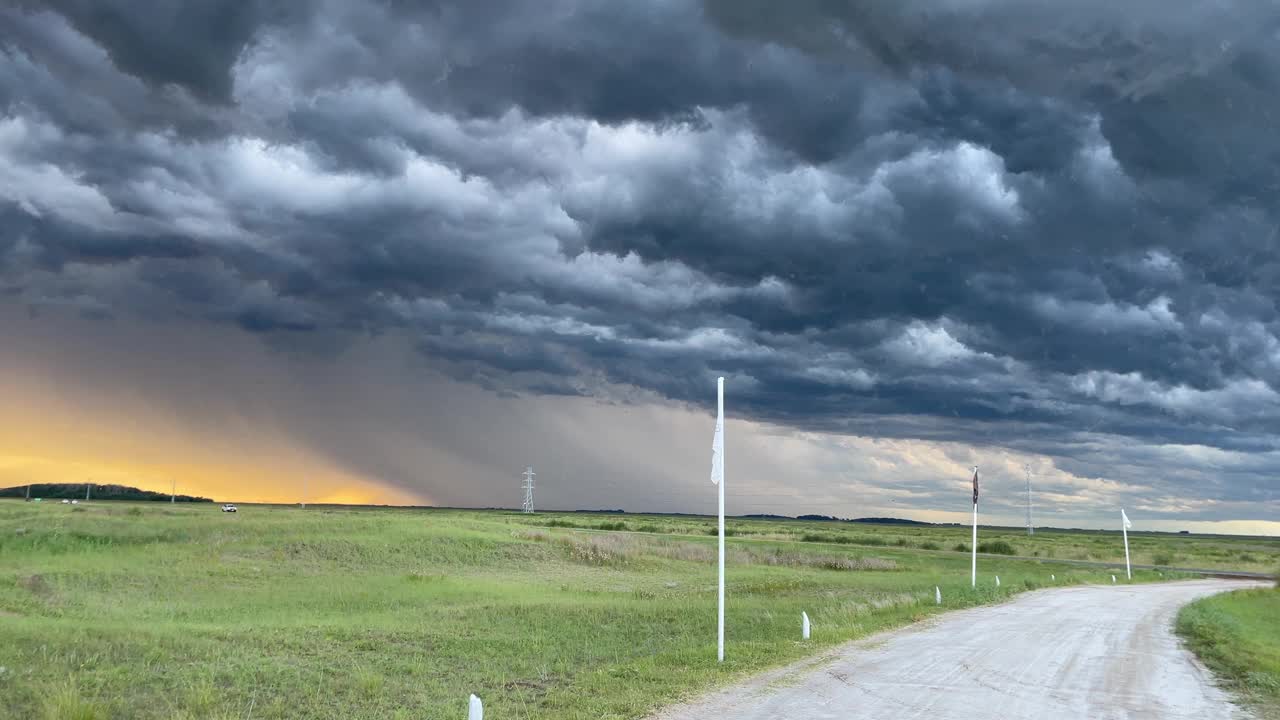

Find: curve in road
[652,579,1268,720]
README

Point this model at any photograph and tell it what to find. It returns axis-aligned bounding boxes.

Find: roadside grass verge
[1177,586,1280,719]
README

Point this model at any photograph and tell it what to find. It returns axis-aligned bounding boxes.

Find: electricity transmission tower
[1025,464,1034,536]
[521,466,536,514]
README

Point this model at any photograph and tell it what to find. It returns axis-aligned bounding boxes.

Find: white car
[221,504,238,513]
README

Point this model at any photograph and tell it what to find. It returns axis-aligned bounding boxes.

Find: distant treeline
[744,513,938,526]
[0,483,212,503]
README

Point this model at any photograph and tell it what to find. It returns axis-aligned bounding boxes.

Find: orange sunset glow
[0,376,428,506]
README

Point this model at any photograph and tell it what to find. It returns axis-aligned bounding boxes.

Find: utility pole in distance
[521,467,536,514]
[171,477,176,504]
[86,481,92,502]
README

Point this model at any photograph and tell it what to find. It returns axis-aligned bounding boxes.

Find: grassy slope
[1177,587,1280,719]
[0,502,1274,719]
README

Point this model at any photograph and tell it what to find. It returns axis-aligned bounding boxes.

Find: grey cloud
[1,0,1278,520]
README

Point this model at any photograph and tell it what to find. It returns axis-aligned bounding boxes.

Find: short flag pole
[1121,509,1133,580]
[970,466,979,588]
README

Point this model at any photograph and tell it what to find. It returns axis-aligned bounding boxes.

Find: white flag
[710,410,724,485]
[1121,508,1132,530]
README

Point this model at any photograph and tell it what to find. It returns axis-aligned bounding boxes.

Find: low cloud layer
[2,1,1279,529]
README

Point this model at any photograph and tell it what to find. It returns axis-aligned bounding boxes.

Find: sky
[2,1,1279,535]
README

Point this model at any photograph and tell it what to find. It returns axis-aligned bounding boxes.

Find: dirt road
[653,579,1267,720]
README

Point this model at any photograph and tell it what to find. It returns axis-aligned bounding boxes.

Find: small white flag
[802,611,811,640]
[469,694,483,720]
[1121,508,1132,530]
[710,410,724,486]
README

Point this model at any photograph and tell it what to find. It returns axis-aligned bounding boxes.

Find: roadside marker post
[935,586,942,605]
[468,694,483,720]
[802,612,811,640]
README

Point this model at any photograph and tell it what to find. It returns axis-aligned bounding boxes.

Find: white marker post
[802,612,810,640]
[970,466,979,587]
[1112,575,1117,584]
[995,575,1000,587]
[468,694,483,720]
[1121,509,1133,580]
[935,586,942,605]
[710,377,726,662]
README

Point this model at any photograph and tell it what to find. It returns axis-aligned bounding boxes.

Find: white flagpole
[717,376,725,663]
[971,501,977,587]
[971,466,978,588]
[1122,509,1132,580]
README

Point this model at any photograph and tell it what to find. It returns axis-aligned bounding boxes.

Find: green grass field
[1178,587,1280,719]
[1,501,1276,719]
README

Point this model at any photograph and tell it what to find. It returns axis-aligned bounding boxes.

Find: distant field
[1178,587,1280,719]
[1,501,1276,719]
[518,511,1280,574]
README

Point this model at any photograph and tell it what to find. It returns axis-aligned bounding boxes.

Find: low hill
[0,483,212,503]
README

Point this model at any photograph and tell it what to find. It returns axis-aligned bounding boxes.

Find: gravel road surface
[653,579,1267,720]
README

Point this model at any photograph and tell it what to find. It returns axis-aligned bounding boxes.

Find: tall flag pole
[971,466,979,587]
[710,377,726,662]
[1121,508,1133,580]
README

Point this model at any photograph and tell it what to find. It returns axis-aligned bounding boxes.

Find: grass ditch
[1177,586,1280,719]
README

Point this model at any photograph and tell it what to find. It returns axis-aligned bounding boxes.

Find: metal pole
[717,376,725,663]
[86,482,91,501]
[171,477,176,504]
[1024,465,1030,535]
[971,500,978,587]
[1122,512,1132,580]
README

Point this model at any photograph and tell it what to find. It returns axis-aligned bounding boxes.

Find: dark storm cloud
[2,0,1280,517]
